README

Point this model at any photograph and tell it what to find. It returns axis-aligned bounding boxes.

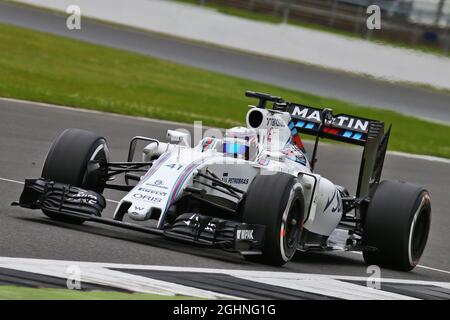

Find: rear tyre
[241,172,304,266]
[362,180,431,271]
[41,128,109,224]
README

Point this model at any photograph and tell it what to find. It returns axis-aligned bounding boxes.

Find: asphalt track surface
[1,1,450,124]
[0,99,449,283]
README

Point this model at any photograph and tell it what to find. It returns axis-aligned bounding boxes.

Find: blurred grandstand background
[183,0,450,53]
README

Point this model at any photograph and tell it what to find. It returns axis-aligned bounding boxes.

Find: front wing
[12,178,265,254]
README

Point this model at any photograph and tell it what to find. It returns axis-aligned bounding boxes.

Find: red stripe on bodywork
[292,135,305,151]
[323,127,340,135]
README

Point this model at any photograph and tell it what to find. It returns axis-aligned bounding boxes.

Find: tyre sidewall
[41,129,109,224]
[242,173,304,265]
[363,180,431,271]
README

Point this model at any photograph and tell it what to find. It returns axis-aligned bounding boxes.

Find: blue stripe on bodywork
[305,122,314,129]
[353,132,363,140]
[343,130,353,138]
[158,158,207,228]
[295,121,305,128]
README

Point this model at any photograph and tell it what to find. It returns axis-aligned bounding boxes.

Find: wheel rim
[82,140,109,192]
[408,194,431,266]
[285,199,302,249]
[279,184,303,262]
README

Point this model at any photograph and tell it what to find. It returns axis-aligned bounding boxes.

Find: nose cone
[127,203,153,221]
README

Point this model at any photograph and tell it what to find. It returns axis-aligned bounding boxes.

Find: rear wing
[286,103,391,198]
[245,91,391,199]
[287,104,372,147]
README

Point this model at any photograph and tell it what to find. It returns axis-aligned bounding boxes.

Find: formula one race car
[13,91,431,271]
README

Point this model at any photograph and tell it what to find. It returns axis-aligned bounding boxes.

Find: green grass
[0,285,199,300]
[0,23,449,158]
[174,0,450,58]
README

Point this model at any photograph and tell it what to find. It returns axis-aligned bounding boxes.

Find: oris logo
[132,194,162,203]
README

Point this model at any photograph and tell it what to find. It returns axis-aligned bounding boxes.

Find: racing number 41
[166,164,183,171]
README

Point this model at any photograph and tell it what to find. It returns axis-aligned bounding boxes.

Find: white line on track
[0,177,24,185]
[2,176,449,276]
[0,97,192,128]
[1,97,450,164]
[0,257,239,299]
[2,257,449,296]
[349,251,450,275]
[0,257,418,299]
[416,265,450,275]
[387,151,450,164]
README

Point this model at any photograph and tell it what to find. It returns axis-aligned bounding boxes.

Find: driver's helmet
[223,127,259,161]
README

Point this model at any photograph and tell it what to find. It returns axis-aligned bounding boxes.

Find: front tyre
[362,180,431,271]
[241,172,304,266]
[41,128,109,224]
